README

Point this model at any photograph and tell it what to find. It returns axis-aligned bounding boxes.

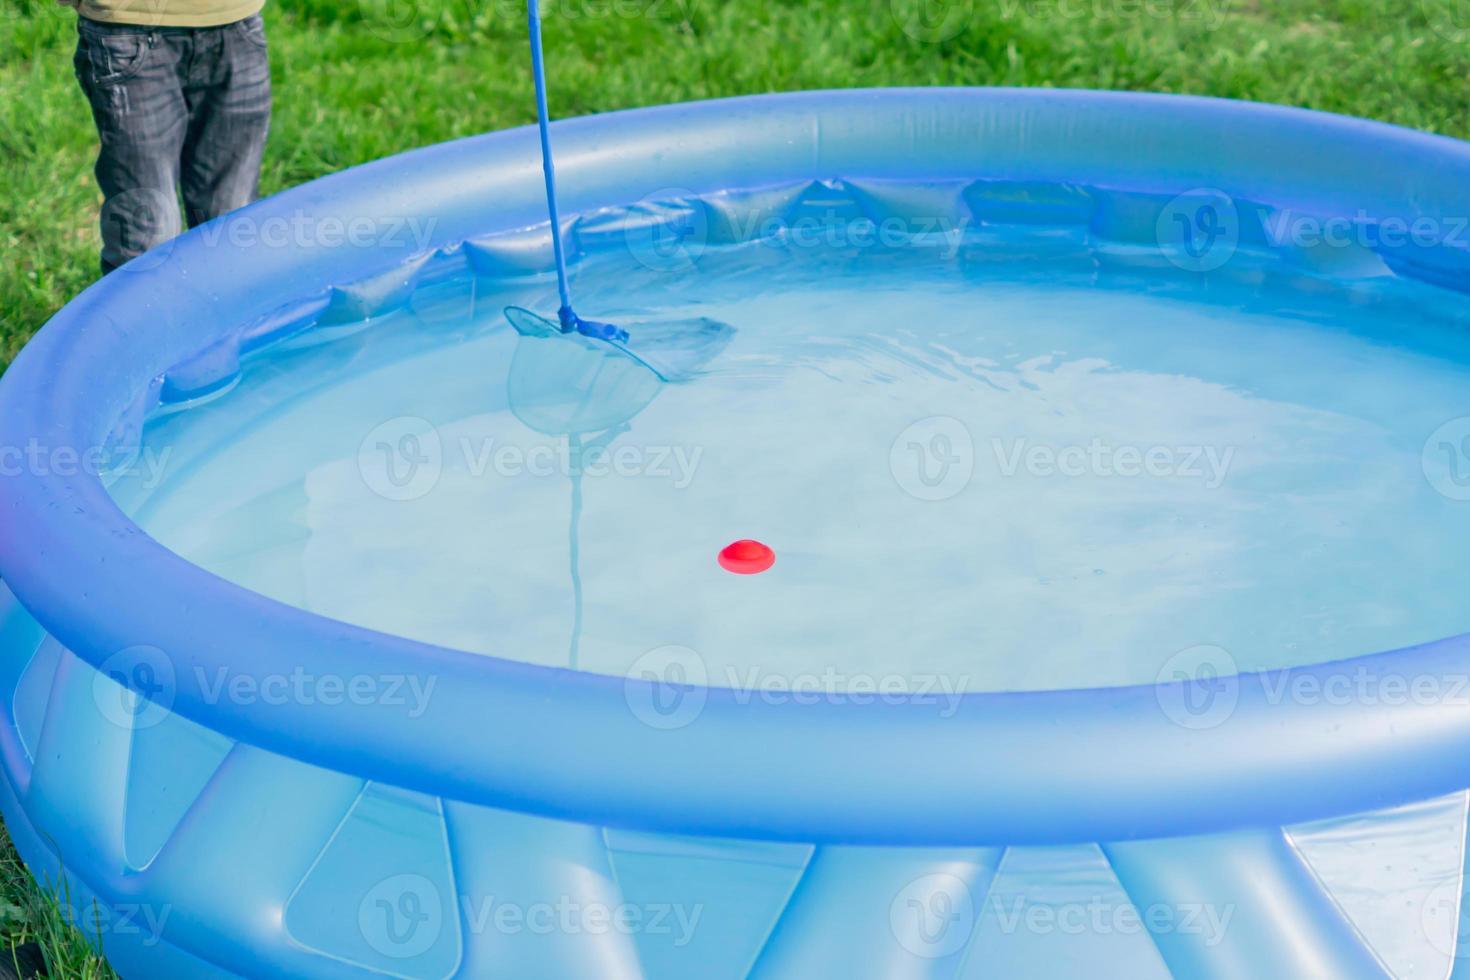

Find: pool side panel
[1103,830,1393,979]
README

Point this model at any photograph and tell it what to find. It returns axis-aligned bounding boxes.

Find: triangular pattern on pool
[605,829,812,979]
[284,783,462,979]
[1292,791,1469,979]
[123,707,233,871]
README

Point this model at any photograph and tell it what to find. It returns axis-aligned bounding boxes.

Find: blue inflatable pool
[3,88,1470,978]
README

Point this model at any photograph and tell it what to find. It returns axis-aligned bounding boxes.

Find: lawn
[0,0,1466,974]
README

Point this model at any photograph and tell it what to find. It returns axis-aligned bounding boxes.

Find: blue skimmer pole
[525,0,628,344]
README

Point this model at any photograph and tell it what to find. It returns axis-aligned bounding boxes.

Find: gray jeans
[74,15,272,274]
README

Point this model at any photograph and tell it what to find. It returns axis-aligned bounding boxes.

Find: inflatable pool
[3,88,1470,979]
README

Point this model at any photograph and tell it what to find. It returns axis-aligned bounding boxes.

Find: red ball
[719,539,775,575]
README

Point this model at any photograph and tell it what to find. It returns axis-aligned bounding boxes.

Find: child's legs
[180,15,272,229]
[74,19,188,274]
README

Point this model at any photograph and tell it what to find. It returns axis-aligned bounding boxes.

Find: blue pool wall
[1,89,1470,978]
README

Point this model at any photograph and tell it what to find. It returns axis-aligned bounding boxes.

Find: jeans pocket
[76,23,153,87]
[234,14,268,50]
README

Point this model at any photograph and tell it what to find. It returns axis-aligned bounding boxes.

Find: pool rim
[4,87,1470,846]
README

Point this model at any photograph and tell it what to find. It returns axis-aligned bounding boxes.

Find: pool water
[113,228,1470,694]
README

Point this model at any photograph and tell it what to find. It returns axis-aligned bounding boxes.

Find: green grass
[0,0,1466,973]
[0,828,114,978]
[3,0,1468,370]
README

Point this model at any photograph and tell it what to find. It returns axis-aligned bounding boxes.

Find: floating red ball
[719,539,775,575]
